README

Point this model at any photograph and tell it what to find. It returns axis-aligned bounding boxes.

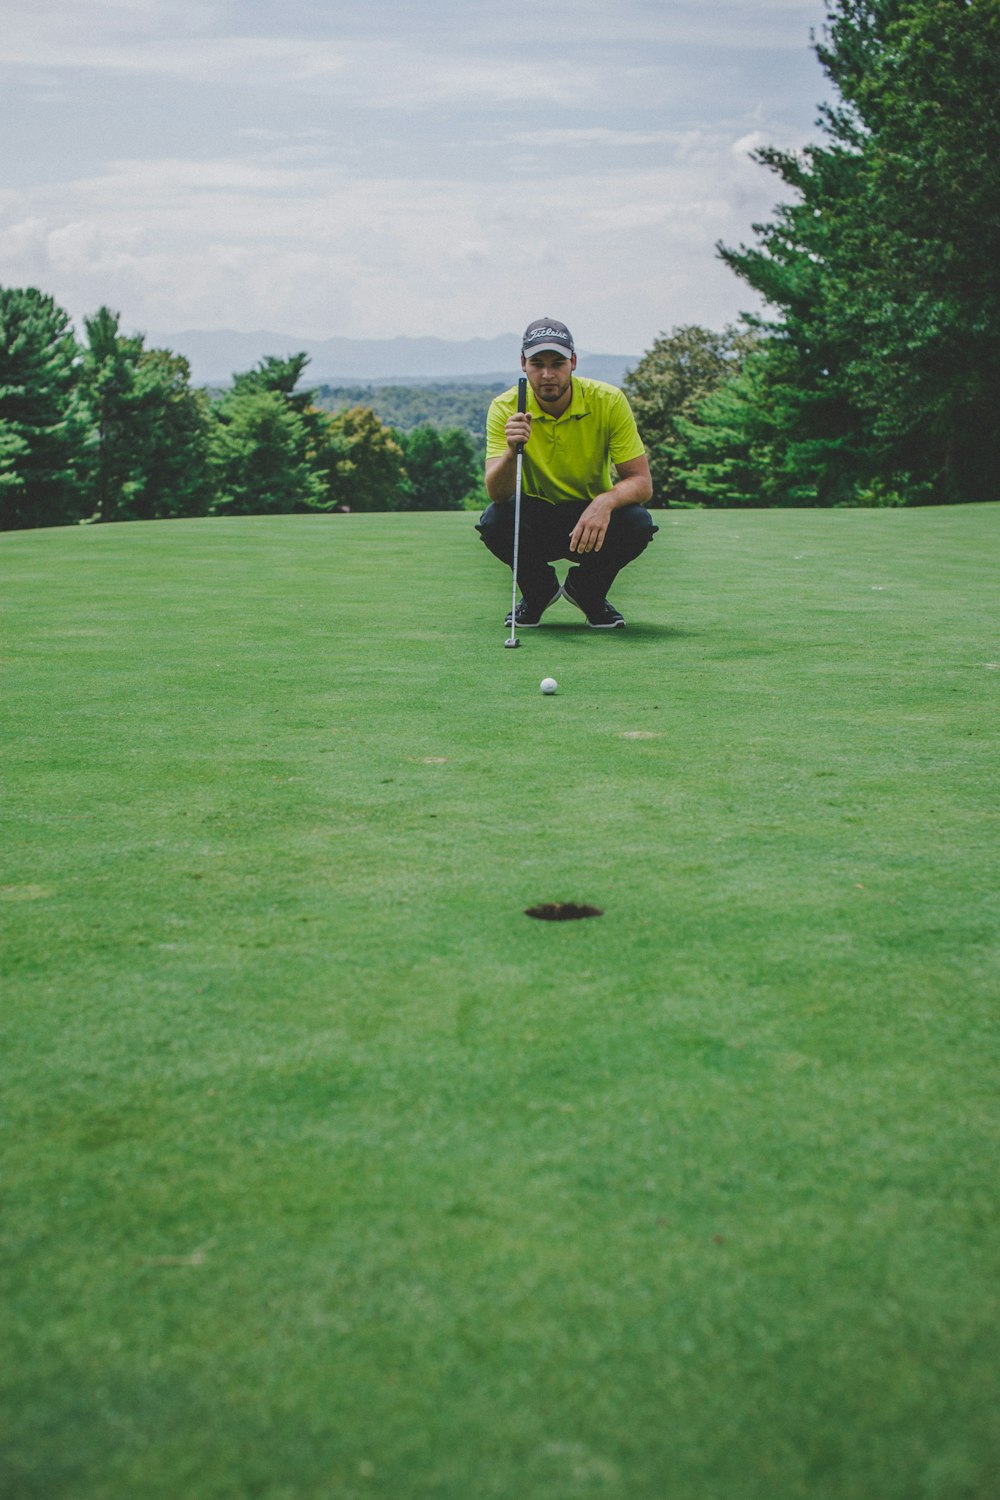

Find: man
[477,318,657,629]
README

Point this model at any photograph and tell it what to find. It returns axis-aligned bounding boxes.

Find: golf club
[504,375,529,648]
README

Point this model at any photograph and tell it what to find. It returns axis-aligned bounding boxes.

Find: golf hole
[524,903,604,922]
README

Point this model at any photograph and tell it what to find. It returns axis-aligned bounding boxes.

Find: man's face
[522,350,576,408]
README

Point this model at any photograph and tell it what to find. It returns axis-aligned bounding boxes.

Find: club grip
[516,375,527,454]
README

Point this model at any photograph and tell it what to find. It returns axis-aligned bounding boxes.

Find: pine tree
[127,349,213,519]
[210,390,325,515]
[719,0,1000,503]
[0,286,88,530]
[80,308,214,521]
[80,307,144,522]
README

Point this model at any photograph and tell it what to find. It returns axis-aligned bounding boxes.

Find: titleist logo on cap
[522,318,575,354]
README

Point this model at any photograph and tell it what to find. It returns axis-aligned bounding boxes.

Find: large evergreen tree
[210,351,329,514]
[80,308,213,521]
[80,306,143,522]
[210,390,325,515]
[0,286,88,530]
[126,349,213,520]
[230,353,312,405]
[714,0,1000,504]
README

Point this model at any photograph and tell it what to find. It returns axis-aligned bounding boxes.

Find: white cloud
[0,0,826,97]
[0,11,589,106]
[511,128,693,150]
[0,128,785,346]
[0,0,827,349]
[0,34,349,84]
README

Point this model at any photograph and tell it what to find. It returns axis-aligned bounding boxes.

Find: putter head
[504,636,521,649]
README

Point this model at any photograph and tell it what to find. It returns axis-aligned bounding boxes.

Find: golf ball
[540,677,558,695]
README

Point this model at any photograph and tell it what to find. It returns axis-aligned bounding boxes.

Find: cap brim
[522,341,574,357]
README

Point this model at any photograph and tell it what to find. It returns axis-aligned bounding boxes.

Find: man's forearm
[598,472,654,509]
[569,461,654,554]
[484,452,518,503]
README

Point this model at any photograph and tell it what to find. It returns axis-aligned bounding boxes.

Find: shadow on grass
[534,619,698,641]
[622,621,699,641]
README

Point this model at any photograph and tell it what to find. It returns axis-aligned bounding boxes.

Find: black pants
[476,496,657,605]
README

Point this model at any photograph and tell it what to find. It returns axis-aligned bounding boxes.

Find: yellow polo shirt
[485,376,646,505]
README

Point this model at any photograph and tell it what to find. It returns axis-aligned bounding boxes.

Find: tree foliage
[672,0,1000,506]
[319,406,411,512]
[79,308,214,522]
[622,325,758,505]
[210,390,325,515]
[0,289,561,524]
[229,353,325,446]
[128,349,213,520]
[397,425,479,511]
[80,307,145,523]
[818,0,1000,499]
[0,287,88,530]
[210,353,327,515]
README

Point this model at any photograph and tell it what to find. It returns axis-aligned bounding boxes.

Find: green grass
[2,506,998,1500]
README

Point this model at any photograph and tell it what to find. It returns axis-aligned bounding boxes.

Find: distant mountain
[145,328,637,389]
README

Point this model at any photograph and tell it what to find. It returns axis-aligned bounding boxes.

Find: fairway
[2,506,998,1499]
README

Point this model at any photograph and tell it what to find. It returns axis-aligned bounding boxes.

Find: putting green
[2,506,998,1499]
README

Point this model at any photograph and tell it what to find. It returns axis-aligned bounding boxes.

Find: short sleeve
[607,390,645,466]
[485,391,515,460]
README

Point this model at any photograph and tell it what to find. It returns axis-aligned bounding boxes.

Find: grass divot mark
[142,1239,217,1269]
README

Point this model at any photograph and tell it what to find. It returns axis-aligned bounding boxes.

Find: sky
[0,0,831,356]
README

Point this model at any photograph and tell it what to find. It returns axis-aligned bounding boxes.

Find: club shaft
[509,448,524,643]
[506,374,529,648]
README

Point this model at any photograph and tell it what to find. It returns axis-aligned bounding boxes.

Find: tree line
[626,0,999,508]
[0,294,484,531]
